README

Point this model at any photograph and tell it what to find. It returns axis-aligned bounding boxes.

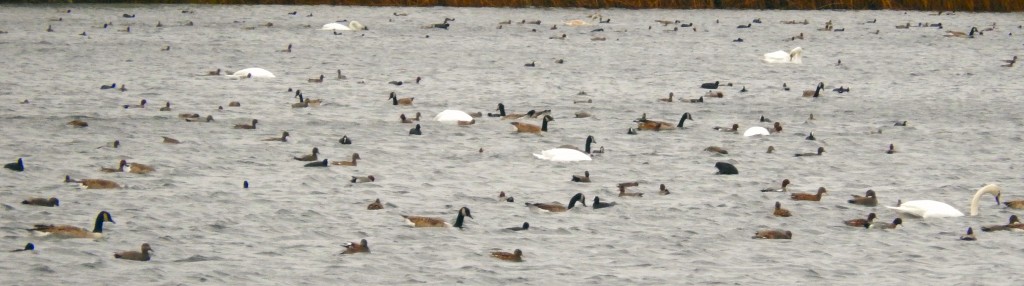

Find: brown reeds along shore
[25,0,1024,12]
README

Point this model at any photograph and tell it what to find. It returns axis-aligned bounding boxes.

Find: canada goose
[28,211,114,239]
[525,193,586,212]
[402,207,472,228]
[802,82,825,97]
[636,113,694,130]
[388,92,414,106]
[114,243,153,261]
[65,175,121,189]
[511,115,553,134]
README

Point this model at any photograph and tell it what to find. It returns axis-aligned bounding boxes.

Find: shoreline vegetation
[15,1,1024,12]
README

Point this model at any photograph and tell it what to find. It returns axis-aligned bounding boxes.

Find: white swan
[229,68,275,78]
[321,20,366,31]
[434,110,473,123]
[533,136,595,162]
[886,184,1002,218]
[762,47,803,64]
[743,126,770,137]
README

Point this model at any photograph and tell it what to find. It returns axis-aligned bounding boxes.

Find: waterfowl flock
[2,5,1023,284]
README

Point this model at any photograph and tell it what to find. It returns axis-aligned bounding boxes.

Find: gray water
[1,4,1023,285]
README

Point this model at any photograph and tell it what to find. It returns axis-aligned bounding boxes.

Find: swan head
[789,47,803,63]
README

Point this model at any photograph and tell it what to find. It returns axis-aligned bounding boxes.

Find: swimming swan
[743,126,770,137]
[762,47,803,64]
[434,110,473,123]
[885,184,1002,218]
[533,135,595,162]
[230,68,275,78]
[321,20,367,31]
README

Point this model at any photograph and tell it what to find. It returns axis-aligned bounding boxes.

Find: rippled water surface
[1,4,1023,285]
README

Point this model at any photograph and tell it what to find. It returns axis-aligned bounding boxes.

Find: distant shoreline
[13,0,1024,12]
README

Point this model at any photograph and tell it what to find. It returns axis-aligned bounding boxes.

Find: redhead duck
[773,201,792,217]
[341,239,370,254]
[491,249,523,262]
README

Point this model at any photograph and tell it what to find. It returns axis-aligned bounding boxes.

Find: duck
[304,159,328,167]
[713,124,739,133]
[277,44,292,53]
[772,201,792,217]
[115,243,153,261]
[618,185,643,197]
[886,144,896,154]
[262,131,289,142]
[593,196,616,209]
[101,83,117,90]
[571,171,590,182]
[636,113,694,131]
[658,92,674,102]
[159,102,172,111]
[760,179,791,192]
[64,175,121,189]
[206,68,221,76]
[525,193,586,212]
[960,227,977,241]
[28,211,114,239]
[22,197,59,207]
[704,146,728,155]
[101,159,127,173]
[291,95,309,108]
[844,213,877,227]
[294,147,320,161]
[511,115,553,134]
[659,184,670,195]
[123,99,147,109]
[506,222,529,231]
[866,218,903,229]
[339,135,353,145]
[388,92,414,106]
[794,147,825,157]
[791,187,827,201]
[367,199,384,210]
[400,112,422,123]
[234,119,258,129]
[766,146,776,153]
[67,119,88,127]
[186,115,214,123]
[752,229,792,239]
[331,153,360,166]
[490,249,523,262]
[705,90,724,98]
[533,136,595,162]
[700,81,720,89]
[980,215,1023,232]
[228,101,241,107]
[848,190,878,206]
[11,243,34,252]
[308,74,324,83]
[802,82,825,97]
[498,191,514,202]
[618,181,640,188]
[409,124,422,135]
[1004,200,1024,209]
[402,206,472,228]
[885,184,1002,218]
[805,132,816,140]
[524,61,535,67]
[124,161,155,174]
[4,158,24,171]
[687,96,705,103]
[351,175,374,183]
[340,239,370,254]
[574,111,591,118]
[714,162,738,175]
[162,136,181,144]
[627,128,637,135]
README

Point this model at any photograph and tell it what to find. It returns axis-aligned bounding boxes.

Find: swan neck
[969,186,997,216]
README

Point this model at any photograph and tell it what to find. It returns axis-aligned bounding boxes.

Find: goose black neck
[498,104,506,116]
[584,137,593,154]
[541,117,548,132]
[453,212,466,228]
[93,212,109,233]
[677,114,689,128]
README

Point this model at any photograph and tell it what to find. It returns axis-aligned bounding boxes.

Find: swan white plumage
[762,47,803,64]
[533,135,595,162]
[321,20,366,31]
[434,110,473,123]
[886,184,1002,218]
[229,68,275,78]
[743,126,770,137]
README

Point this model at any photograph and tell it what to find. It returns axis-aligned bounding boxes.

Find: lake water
[1,4,1023,285]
